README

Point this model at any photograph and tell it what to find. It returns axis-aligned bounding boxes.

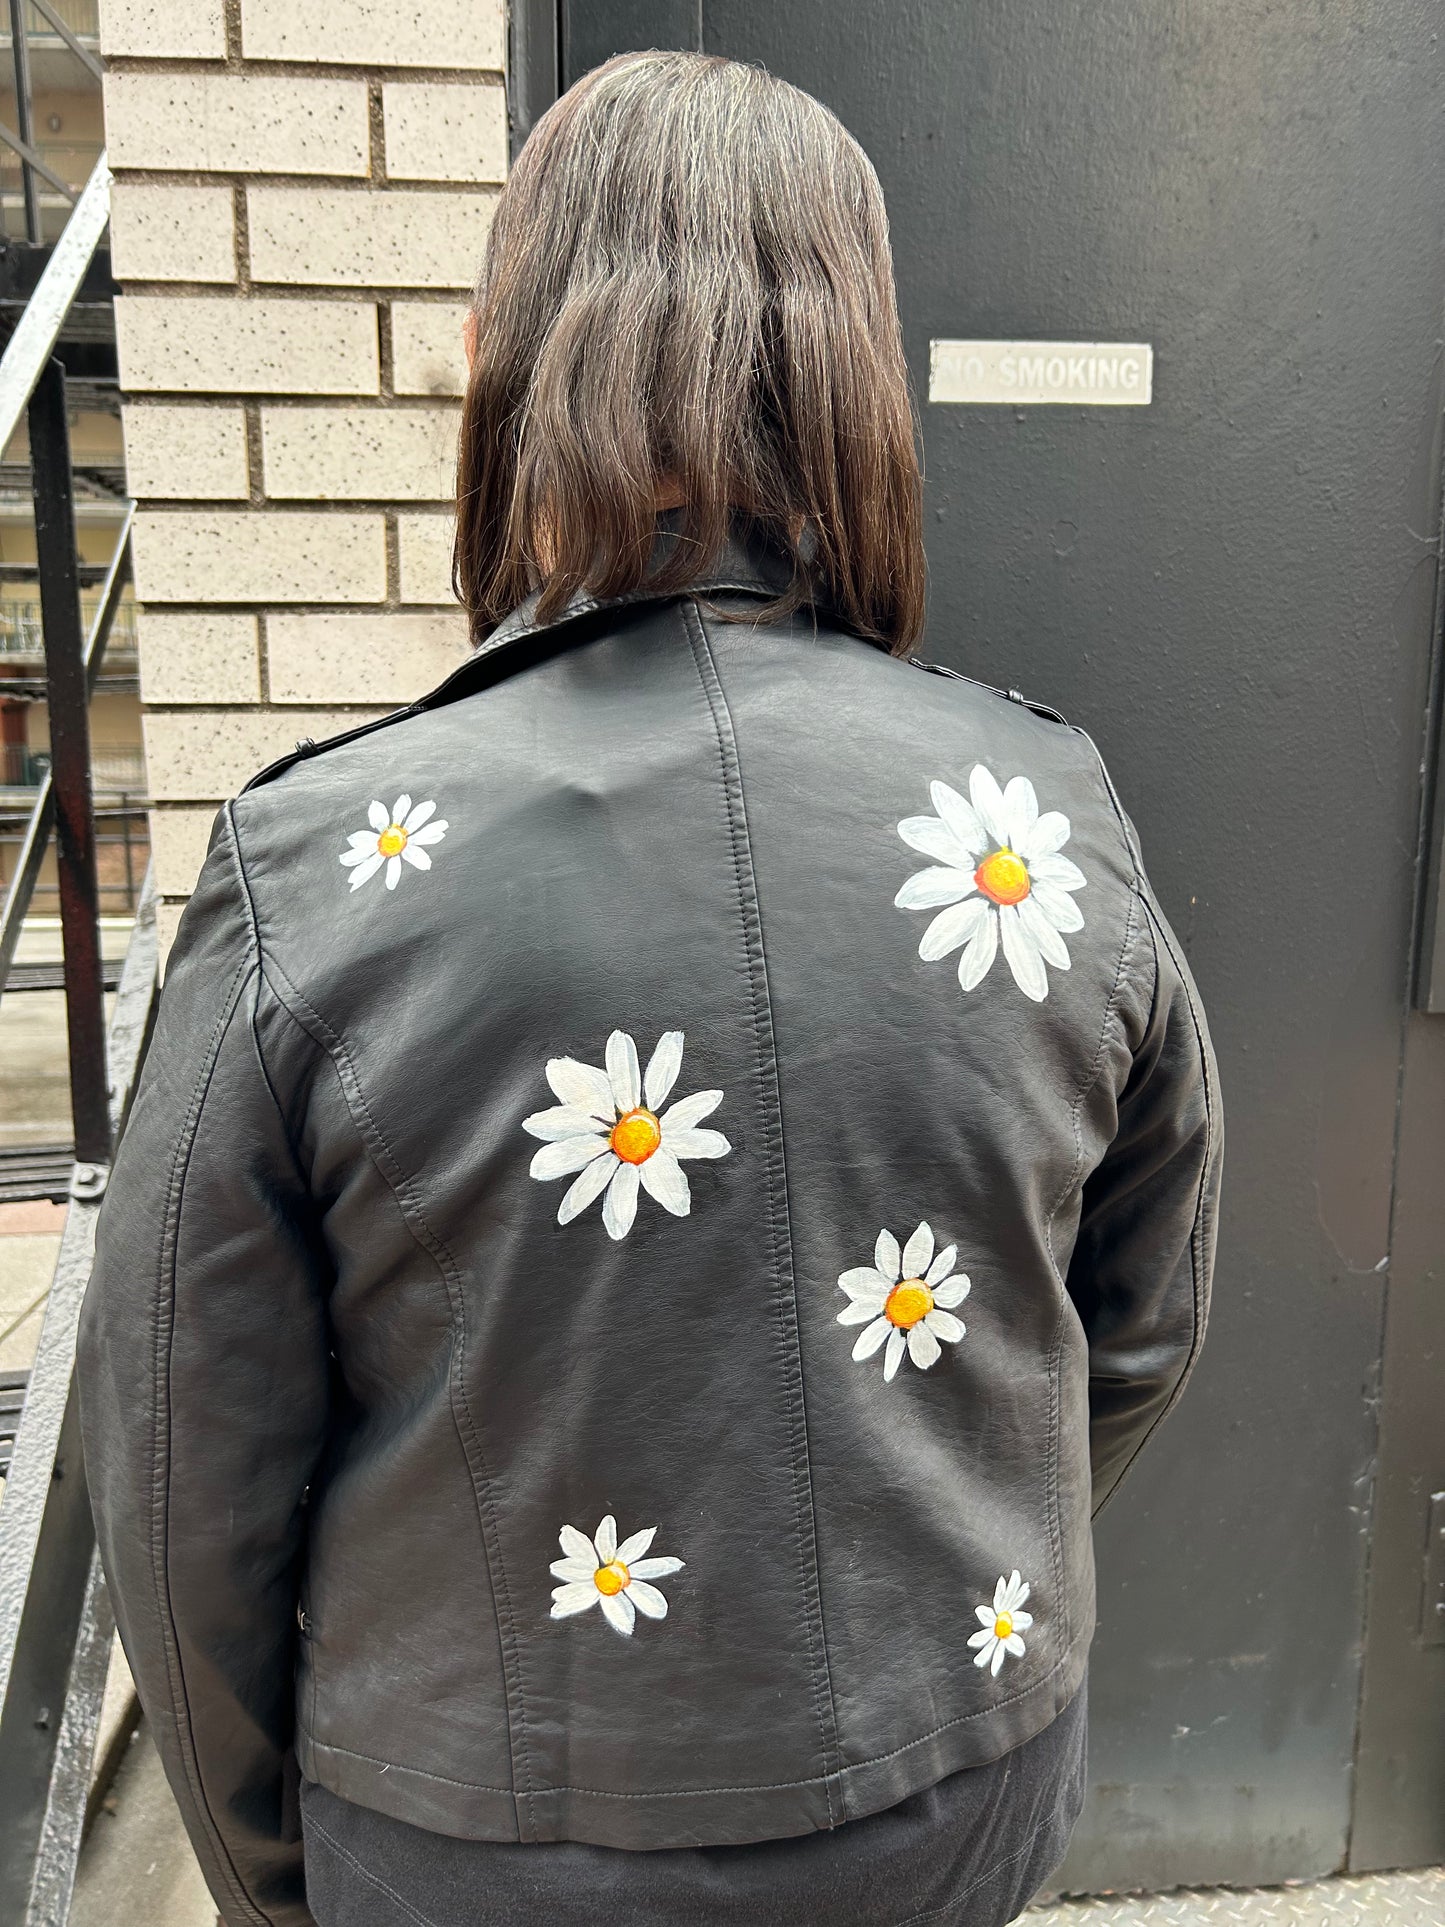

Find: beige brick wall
[101,0,504,937]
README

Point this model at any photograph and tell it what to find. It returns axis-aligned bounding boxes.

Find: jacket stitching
[145,811,272,1925]
[303,1815,440,1927]
[301,1612,1084,1798]
[682,599,845,1818]
[256,951,538,1834]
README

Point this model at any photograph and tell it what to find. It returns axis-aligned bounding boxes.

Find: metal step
[0,1371,28,1479]
[0,1144,73,1204]
[2,959,122,993]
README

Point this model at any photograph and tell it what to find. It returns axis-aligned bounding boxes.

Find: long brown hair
[453,50,926,653]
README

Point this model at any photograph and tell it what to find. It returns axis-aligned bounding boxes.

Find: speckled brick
[116,298,380,395]
[99,0,223,57]
[137,612,261,704]
[144,705,390,802]
[240,0,503,69]
[383,82,507,183]
[148,805,224,897]
[247,189,495,290]
[261,405,460,501]
[133,510,387,603]
[108,71,369,175]
[110,183,235,285]
[123,404,249,500]
[392,303,470,397]
[268,611,469,702]
[396,513,459,605]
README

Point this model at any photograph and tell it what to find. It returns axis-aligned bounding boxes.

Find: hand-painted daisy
[838,1221,970,1382]
[967,1571,1033,1677]
[522,1029,731,1241]
[340,794,449,893]
[895,765,1085,1001]
[549,1514,684,1637]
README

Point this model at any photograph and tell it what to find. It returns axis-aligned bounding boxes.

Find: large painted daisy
[838,1221,970,1382]
[340,793,448,892]
[968,1570,1033,1676]
[523,1029,730,1240]
[895,765,1085,1001]
[549,1514,684,1637]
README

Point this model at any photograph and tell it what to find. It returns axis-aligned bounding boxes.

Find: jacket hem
[295,1614,1091,1851]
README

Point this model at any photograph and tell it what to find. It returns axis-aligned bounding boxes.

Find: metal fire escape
[0,6,157,1921]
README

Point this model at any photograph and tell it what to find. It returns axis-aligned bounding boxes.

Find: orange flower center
[377,823,408,857]
[610,1107,662,1164]
[975,847,1031,905]
[885,1280,934,1329]
[594,1561,630,1596]
[994,1612,1014,1639]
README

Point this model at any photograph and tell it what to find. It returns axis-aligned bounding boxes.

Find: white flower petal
[1003,775,1039,851]
[974,1637,998,1667]
[602,1162,640,1240]
[894,867,976,911]
[925,1245,957,1287]
[851,1316,892,1361]
[929,781,988,854]
[907,1324,942,1370]
[1018,810,1072,861]
[1012,1611,1034,1632]
[530,1136,610,1181]
[837,1300,882,1326]
[643,1030,685,1109]
[968,766,1011,846]
[1004,1633,1027,1657]
[606,1031,641,1112]
[348,851,384,890]
[546,1057,616,1118]
[558,1152,619,1224]
[551,1582,600,1619]
[599,1590,635,1636]
[968,1627,995,1648]
[615,1528,656,1565]
[974,1604,996,1628]
[409,820,449,846]
[1004,1573,1031,1611]
[549,1557,597,1582]
[994,1575,1011,1612]
[629,1555,683,1580]
[522,1105,611,1143]
[924,1308,965,1344]
[990,1639,1007,1676]
[839,1267,890,1299]
[901,1222,934,1278]
[1017,894,1070,970]
[883,1328,907,1382]
[931,1275,971,1309]
[1030,851,1086,893]
[594,1516,617,1561]
[628,1580,669,1620]
[346,829,379,850]
[403,798,436,832]
[659,1089,722,1131]
[1029,883,1084,936]
[339,845,374,868]
[400,843,432,871]
[639,1145,691,1216]
[874,1228,901,1279]
[898,813,977,867]
[1000,904,1049,1001]
[391,794,412,825]
[384,855,402,891]
[558,1524,596,1563]
[663,1126,730,1161]
[957,910,999,991]
[367,799,389,831]
[919,894,989,962]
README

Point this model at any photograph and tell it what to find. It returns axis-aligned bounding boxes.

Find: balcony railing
[0,0,98,41]
[0,599,136,660]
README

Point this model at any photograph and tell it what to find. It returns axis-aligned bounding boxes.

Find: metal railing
[0,154,161,1925]
[0,601,137,659]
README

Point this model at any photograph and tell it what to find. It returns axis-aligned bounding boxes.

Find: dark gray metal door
[513,0,1445,1888]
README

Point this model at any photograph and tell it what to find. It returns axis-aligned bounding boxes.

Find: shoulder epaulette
[906,656,1069,727]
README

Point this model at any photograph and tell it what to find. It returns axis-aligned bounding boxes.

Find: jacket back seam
[682,599,844,1816]
[255,949,535,1838]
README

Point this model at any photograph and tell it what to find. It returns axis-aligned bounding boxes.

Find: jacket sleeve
[1067,878,1223,1516]
[78,805,329,1927]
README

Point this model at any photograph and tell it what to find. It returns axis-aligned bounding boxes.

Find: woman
[79,50,1220,1927]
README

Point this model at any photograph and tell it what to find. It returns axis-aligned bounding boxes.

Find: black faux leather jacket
[79,525,1221,1927]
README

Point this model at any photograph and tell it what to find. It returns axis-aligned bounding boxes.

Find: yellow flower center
[994,1612,1014,1639]
[885,1280,934,1329]
[610,1107,662,1165]
[377,823,408,857]
[594,1561,630,1596]
[975,847,1031,906]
